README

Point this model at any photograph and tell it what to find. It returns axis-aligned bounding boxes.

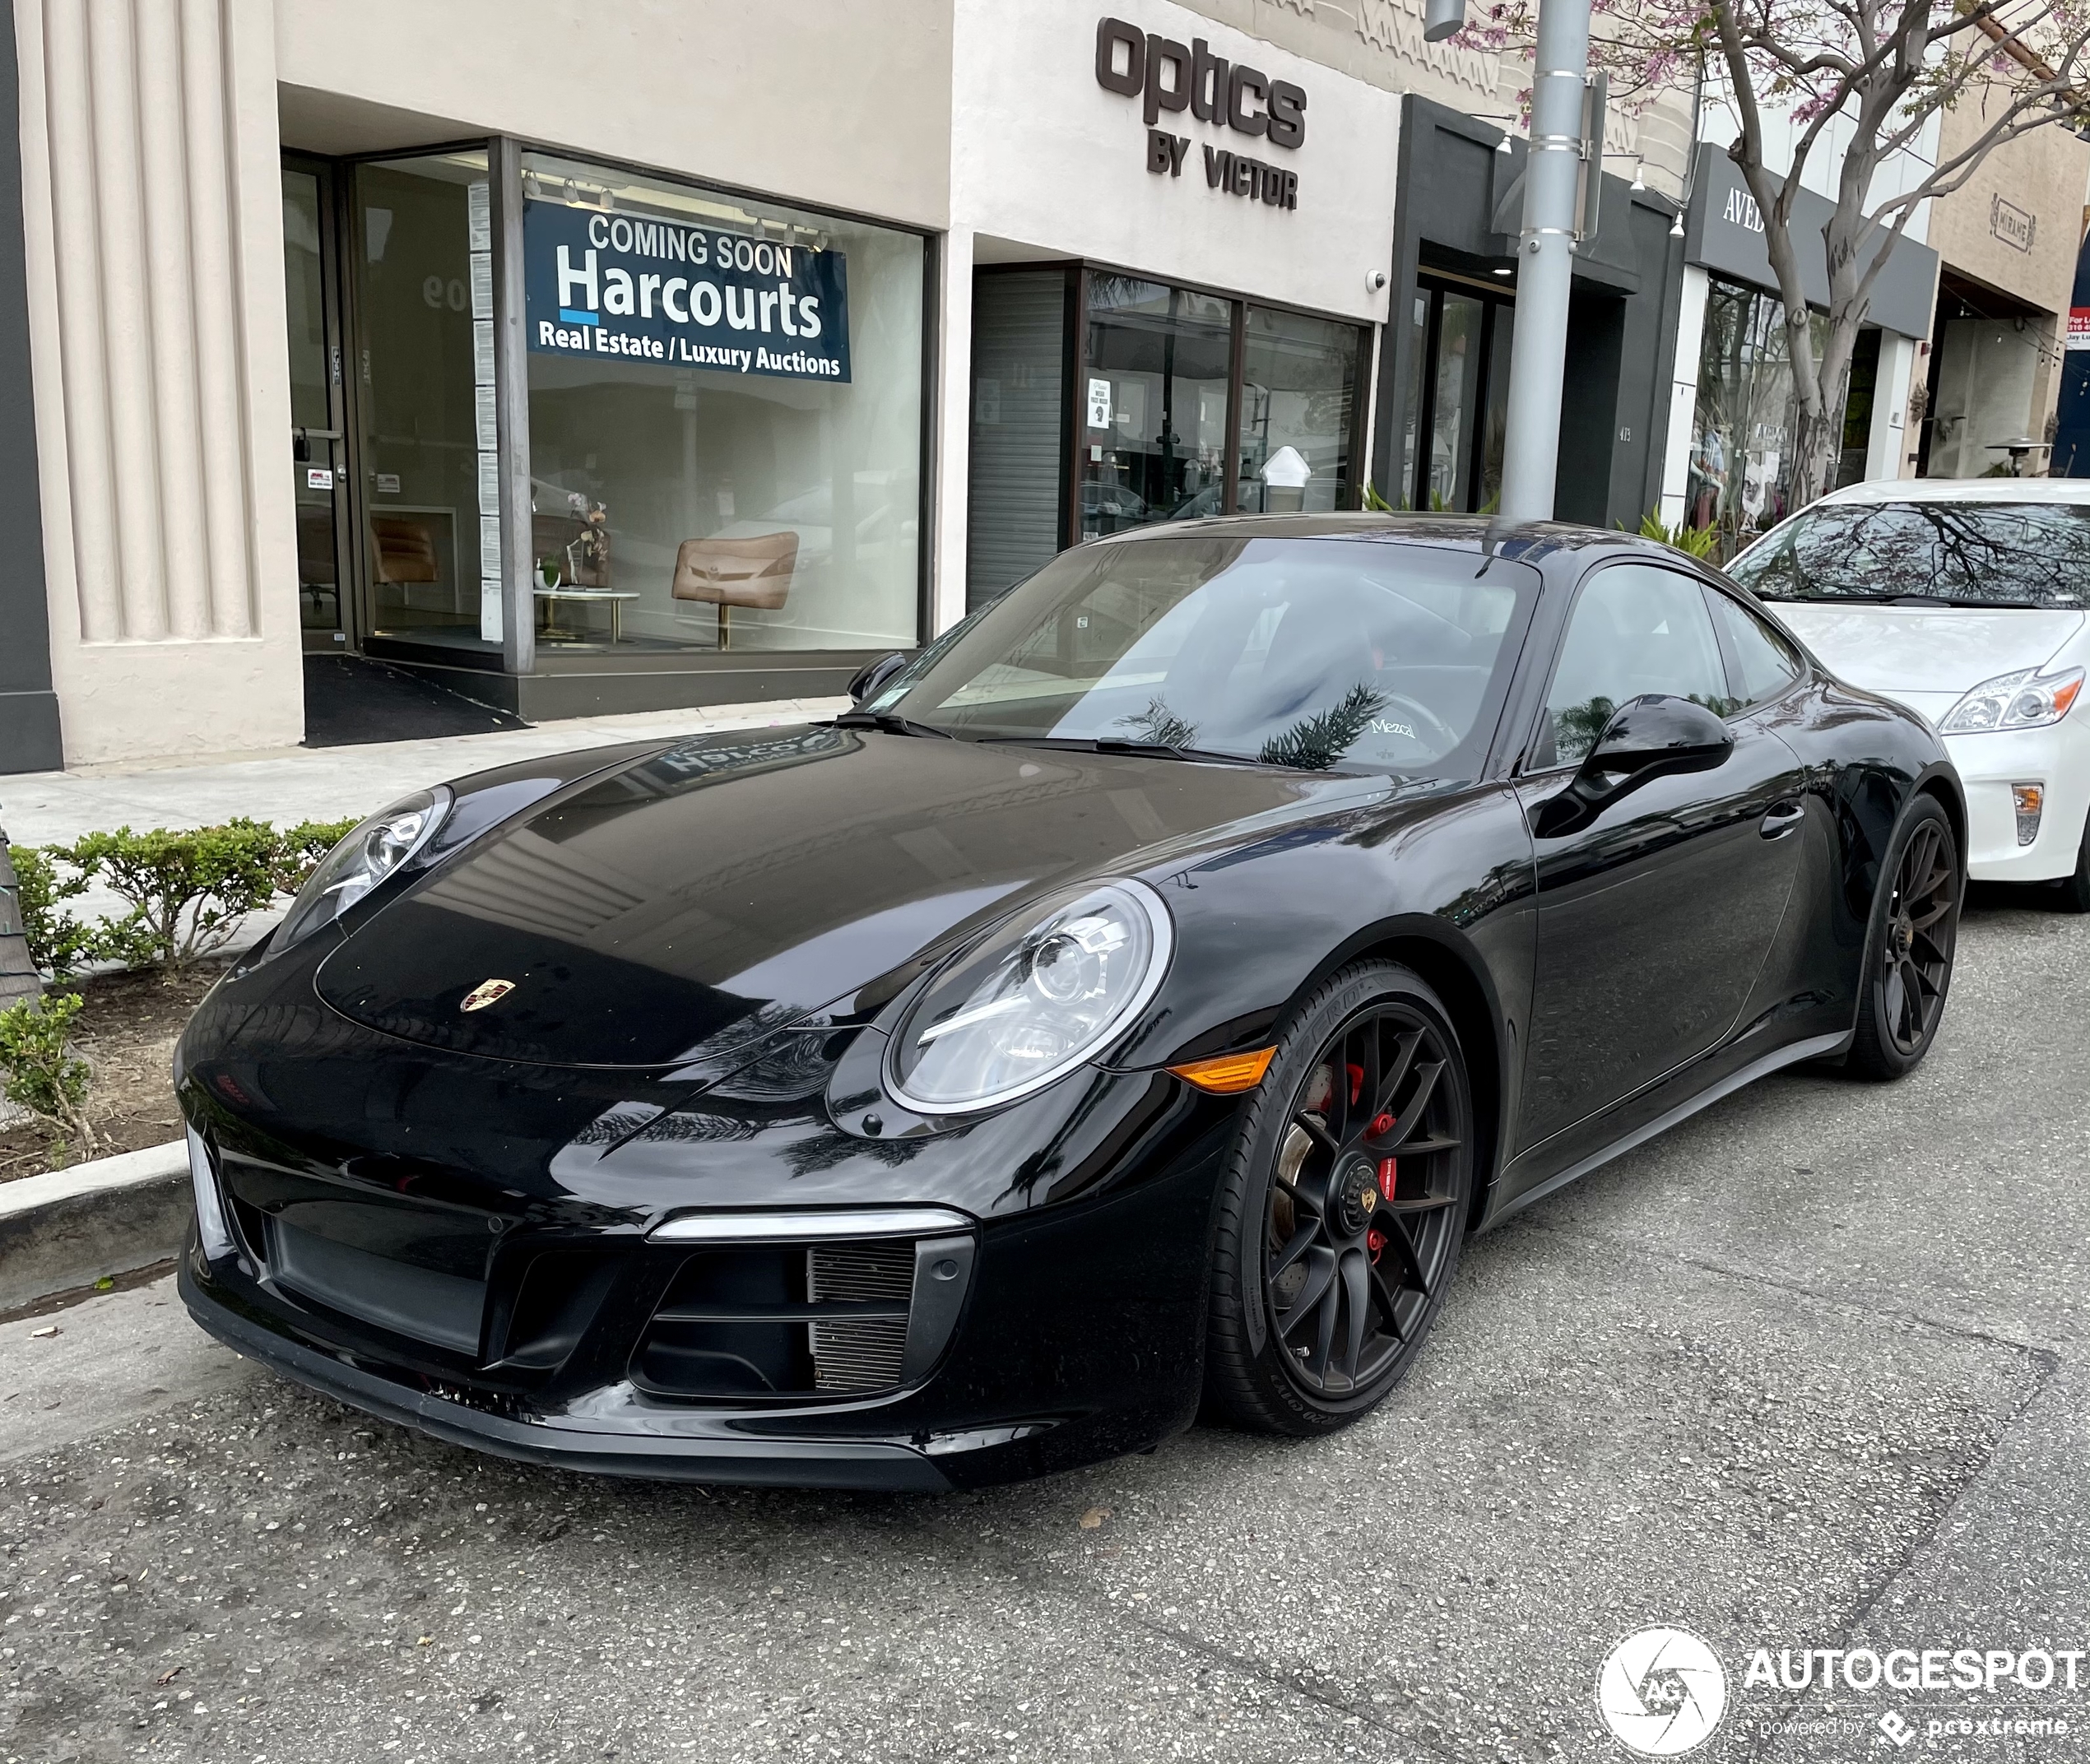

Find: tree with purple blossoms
[1469,0,2090,512]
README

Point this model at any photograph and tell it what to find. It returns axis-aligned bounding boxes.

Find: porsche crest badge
[460,979,517,1013]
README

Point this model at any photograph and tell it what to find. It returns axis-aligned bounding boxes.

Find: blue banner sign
[523,199,850,383]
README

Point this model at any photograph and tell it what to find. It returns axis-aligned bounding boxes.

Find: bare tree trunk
[0,825,43,1010]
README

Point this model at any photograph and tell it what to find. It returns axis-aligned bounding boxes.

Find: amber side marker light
[1168,1047,1279,1094]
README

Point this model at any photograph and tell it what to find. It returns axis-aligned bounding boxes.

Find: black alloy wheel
[1205,963,1474,1435]
[1848,796,1961,1079]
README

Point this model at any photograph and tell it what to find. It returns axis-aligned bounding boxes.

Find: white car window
[1729,500,2090,610]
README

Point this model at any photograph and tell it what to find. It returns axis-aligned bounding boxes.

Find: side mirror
[848,651,908,704]
[1532,694,1734,837]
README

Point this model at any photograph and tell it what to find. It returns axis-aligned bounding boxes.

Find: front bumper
[1942,721,2090,883]
[181,1248,955,1490]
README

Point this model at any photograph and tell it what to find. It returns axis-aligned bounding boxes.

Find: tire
[1846,795,1962,1081]
[1204,961,1475,1437]
[2055,815,2090,914]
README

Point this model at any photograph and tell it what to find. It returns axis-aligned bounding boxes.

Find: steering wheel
[1368,692,1461,755]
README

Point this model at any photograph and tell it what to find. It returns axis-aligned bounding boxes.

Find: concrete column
[1865,332,1916,483]
[13,0,303,764]
[1657,265,1708,527]
[931,224,973,641]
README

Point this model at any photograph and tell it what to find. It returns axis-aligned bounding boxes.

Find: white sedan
[1727,477,2090,907]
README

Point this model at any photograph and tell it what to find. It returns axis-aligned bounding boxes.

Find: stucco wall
[273,1,955,233]
[1172,0,1696,197]
[1929,86,2086,320]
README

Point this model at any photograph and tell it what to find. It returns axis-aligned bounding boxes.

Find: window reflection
[1080,278,1233,537]
[1236,305,1359,513]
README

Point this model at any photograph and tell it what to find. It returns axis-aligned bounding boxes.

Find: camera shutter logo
[1595,1627,1728,1756]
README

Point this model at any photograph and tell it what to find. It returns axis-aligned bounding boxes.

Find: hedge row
[8,816,358,979]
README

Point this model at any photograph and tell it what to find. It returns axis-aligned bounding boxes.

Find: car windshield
[863,535,1537,776]
[1728,500,2090,610]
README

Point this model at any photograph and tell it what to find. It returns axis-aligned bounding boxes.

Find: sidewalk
[1,696,849,847]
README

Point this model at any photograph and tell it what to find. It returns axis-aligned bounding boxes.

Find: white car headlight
[888,880,1173,1112]
[274,787,452,953]
[1939,667,2084,735]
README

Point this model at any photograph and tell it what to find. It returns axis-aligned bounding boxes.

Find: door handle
[1759,801,1805,839]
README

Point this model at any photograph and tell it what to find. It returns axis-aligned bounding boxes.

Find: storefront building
[950,0,1402,614]
[3,0,954,765]
[1660,147,1939,541]
[2,0,1693,771]
[1915,88,2088,478]
[1372,97,1693,526]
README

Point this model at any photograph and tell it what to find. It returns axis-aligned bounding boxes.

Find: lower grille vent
[807,1242,914,1392]
[630,1223,973,1404]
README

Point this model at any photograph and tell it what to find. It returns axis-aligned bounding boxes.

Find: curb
[0,1139,190,1311]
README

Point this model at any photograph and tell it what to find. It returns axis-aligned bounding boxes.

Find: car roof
[1807,476,2090,508]
[1087,511,1659,565]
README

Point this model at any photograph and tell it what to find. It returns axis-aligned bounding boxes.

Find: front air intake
[807,1242,914,1391]
[630,1209,976,1404]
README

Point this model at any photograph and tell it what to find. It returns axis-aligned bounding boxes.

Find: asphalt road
[4,888,2088,1763]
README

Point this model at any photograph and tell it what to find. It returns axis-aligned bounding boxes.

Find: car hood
[315,722,1366,1070]
[1775,602,2084,694]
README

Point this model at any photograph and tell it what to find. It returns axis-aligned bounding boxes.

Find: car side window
[1707,589,1804,707]
[1535,564,1734,768]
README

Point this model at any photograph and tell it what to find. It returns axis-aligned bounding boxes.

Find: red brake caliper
[1367,1112,1396,1263]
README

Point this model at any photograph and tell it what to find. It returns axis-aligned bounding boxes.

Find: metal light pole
[1496,0,1595,522]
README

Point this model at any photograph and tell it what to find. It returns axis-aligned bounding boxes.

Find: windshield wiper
[971,734,1266,767]
[833,710,959,739]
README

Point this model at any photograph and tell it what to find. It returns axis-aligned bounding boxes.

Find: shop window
[283,165,341,644]
[519,151,924,654]
[1236,305,1362,514]
[1685,277,1831,541]
[1080,278,1233,538]
[352,151,493,652]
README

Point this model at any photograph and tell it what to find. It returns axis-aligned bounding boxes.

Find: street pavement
[3,886,2088,1762]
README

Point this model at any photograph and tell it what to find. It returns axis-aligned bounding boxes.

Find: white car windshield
[1729,500,2090,610]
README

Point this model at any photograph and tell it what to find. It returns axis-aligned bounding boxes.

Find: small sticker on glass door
[305,467,334,490]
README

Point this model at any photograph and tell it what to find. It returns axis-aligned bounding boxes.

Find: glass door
[283,159,351,651]
[1410,278,1515,514]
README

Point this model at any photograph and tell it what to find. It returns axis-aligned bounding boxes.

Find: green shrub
[1632,510,1721,559]
[0,992,95,1154]
[6,843,97,981]
[61,819,289,969]
[276,817,359,894]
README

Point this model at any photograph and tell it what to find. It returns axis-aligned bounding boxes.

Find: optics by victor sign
[524,199,851,383]
[1094,16,1305,212]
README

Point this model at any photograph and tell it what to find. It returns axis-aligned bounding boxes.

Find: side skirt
[1480,1028,1851,1229]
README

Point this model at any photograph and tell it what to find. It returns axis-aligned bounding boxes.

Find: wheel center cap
[1336,1156,1380,1233]
[1892,917,1915,959]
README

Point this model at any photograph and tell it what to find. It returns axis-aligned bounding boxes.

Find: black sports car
[175,517,1964,1489]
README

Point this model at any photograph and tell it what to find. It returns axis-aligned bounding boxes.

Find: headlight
[888,880,1173,1112]
[1939,667,2083,734]
[274,787,451,953]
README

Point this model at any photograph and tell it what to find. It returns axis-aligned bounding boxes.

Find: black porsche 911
[176,516,1963,1489]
